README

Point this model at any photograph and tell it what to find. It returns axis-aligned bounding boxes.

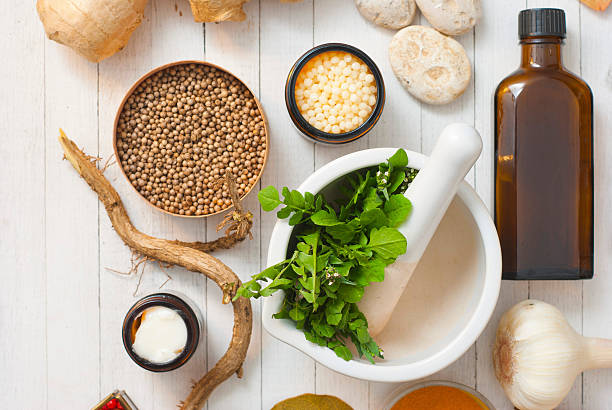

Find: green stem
[260,252,298,294]
[312,231,318,311]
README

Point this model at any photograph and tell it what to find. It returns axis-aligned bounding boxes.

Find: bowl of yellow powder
[285,43,385,144]
[383,381,495,410]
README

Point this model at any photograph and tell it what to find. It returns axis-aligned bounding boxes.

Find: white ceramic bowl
[262,148,501,382]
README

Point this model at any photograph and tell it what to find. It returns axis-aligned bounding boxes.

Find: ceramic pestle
[359,123,483,337]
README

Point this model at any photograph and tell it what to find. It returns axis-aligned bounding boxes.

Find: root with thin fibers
[58,129,253,410]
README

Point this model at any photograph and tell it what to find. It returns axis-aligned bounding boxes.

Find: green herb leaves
[367,227,407,259]
[384,195,413,227]
[236,149,417,363]
[311,210,342,226]
[388,148,408,168]
[257,186,326,226]
[258,186,282,211]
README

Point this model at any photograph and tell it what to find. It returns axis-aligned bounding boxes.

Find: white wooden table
[2,1,611,409]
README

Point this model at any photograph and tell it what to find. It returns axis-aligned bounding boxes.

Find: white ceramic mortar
[262,147,501,382]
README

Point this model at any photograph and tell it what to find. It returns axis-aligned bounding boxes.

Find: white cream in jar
[131,306,188,364]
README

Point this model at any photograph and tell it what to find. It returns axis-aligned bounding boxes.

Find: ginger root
[37,0,302,62]
[188,0,250,21]
[58,130,252,410]
[37,0,148,62]
[188,0,303,21]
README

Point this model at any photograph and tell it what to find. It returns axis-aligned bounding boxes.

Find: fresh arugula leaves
[367,227,408,260]
[235,149,417,363]
[388,149,408,168]
[384,195,413,227]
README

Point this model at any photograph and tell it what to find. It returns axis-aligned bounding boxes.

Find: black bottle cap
[519,8,566,39]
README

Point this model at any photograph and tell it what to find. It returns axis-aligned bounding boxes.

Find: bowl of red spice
[113,60,269,217]
[383,381,494,410]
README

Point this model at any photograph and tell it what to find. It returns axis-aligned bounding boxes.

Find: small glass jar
[382,380,495,410]
[93,390,138,410]
[285,43,385,144]
[122,292,203,372]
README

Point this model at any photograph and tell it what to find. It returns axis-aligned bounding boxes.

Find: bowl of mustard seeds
[114,61,269,217]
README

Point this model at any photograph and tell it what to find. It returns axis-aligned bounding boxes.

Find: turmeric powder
[390,385,488,410]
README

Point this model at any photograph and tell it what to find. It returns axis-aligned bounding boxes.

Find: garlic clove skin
[493,300,586,410]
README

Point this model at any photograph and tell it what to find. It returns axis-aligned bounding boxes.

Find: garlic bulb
[493,299,612,410]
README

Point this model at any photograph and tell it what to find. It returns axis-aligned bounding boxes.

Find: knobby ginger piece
[38,0,303,61]
[37,0,147,62]
[189,0,302,22]
[189,0,248,21]
[580,0,611,10]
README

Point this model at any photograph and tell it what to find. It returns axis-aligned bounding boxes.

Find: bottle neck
[520,37,563,69]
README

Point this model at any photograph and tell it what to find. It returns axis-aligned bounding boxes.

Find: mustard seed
[117,63,267,216]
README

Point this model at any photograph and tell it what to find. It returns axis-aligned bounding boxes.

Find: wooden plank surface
[98,3,157,407]
[0,2,46,408]
[259,0,317,408]
[2,1,612,409]
[582,3,612,409]
[44,31,100,408]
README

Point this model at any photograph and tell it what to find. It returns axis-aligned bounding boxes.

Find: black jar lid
[519,8,566,39]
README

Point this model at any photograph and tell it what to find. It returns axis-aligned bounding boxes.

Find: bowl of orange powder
[383,381,495,410]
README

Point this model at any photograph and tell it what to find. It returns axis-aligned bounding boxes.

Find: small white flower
[328,281,333,286]
[381,178,387,184]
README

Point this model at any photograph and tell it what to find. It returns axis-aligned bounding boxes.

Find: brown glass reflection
[494,36,593,280]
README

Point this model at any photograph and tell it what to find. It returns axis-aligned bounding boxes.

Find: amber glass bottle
[494,8,593,280]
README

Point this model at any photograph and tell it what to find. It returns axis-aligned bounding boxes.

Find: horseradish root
[493,300,612,410]
[58,130,252,410]
[37,0,303,62]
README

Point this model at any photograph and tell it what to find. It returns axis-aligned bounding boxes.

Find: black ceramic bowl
[285,43,385,144]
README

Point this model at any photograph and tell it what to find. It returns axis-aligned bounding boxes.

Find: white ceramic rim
[262,148,502,382]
